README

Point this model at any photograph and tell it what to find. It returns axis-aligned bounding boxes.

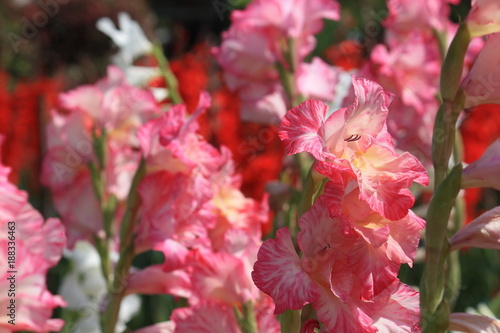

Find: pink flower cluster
[41,66,161,247]
[213,0,340,123]
[0,136,66,332]
[40,63,281,331]
[360,0,461,164]
[252,77,428,332]
[126,92,280,331]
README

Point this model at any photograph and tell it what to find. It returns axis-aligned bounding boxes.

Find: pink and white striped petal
[279,100,332,161]
[385,211,426,265]
[171,303,241,333]
[451,206,500,251]
[189,249,255,305]
[344,76,395,140]
[314,285,376,333]
[252,228,320,313]
[449,312,500,333]
[361,280,420,333]
[355,145,428,220]
[126,265,192,299]
[348,237,400,301]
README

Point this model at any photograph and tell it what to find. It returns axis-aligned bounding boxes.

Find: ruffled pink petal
[189,249,255,305]
[355,145,428,220]
[279,100,331,161]
[171,303,241,333]
[136,171,213,251]
[344,76,395,140]
[255,295,281,333]
[329,261,354,303]
[297,197,356,297]
[348,237,400,301]
[298,196,351,261]
[466,0,500,38]
[451,206,500,251]
[297,58,337,102]
[40,218,66,267]
[313,285,376,333]
[385,211,426,265]
[361,280,420,333]
[126,265,191,298]
[449,312,500,332]
[58,85,103,119]
[462,139,500,191]
[355,225,391,249]
[153,239,189,271]
[252,228,320,313]
[51,172,102,247]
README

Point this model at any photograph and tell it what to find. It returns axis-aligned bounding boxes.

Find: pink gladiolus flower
[251,155,423,329]
[0,146,67,332]
[171,302,246,333]
[360,31,442,165]
[384,0,459,41]
[252,190,421,332]
[370,39,440,113]
[450,206,500,251]
[42,65,160,246]
[461,34,500,108]
[132,90,276,333]
[296,57,338,102]
[230,0,340,40]
[359,280,420,333]
[135,170,214,252]
[466,0,500,38]
[136,91,270,252]
[462,139,500,190]
[213,0,340,123]
[449,312,500,332]
[279,76,429,220]
[321,179,423,300]
[0,243,66,332]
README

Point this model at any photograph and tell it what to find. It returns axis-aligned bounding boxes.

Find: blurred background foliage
[0,0,499,330]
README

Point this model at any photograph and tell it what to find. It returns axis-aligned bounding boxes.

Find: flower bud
[466,0,500,38]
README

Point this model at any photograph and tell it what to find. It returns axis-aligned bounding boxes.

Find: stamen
[345,134,361,142]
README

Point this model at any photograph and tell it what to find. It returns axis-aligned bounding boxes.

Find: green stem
[153,44,183,105]
[102,157,146,333]
[94,236,111,286]
[420,164,462,333]
[279,309,301,333]
[421,23,471,332]
[445,132,465,309]
[234,302,258,333]
[440,24,471,102]
[88,128,115,287]
[432,90,466,188]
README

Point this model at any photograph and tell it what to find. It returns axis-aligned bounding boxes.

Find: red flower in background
[460,104,500,222]
[324,40,365,71]
[0,72,61,189]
